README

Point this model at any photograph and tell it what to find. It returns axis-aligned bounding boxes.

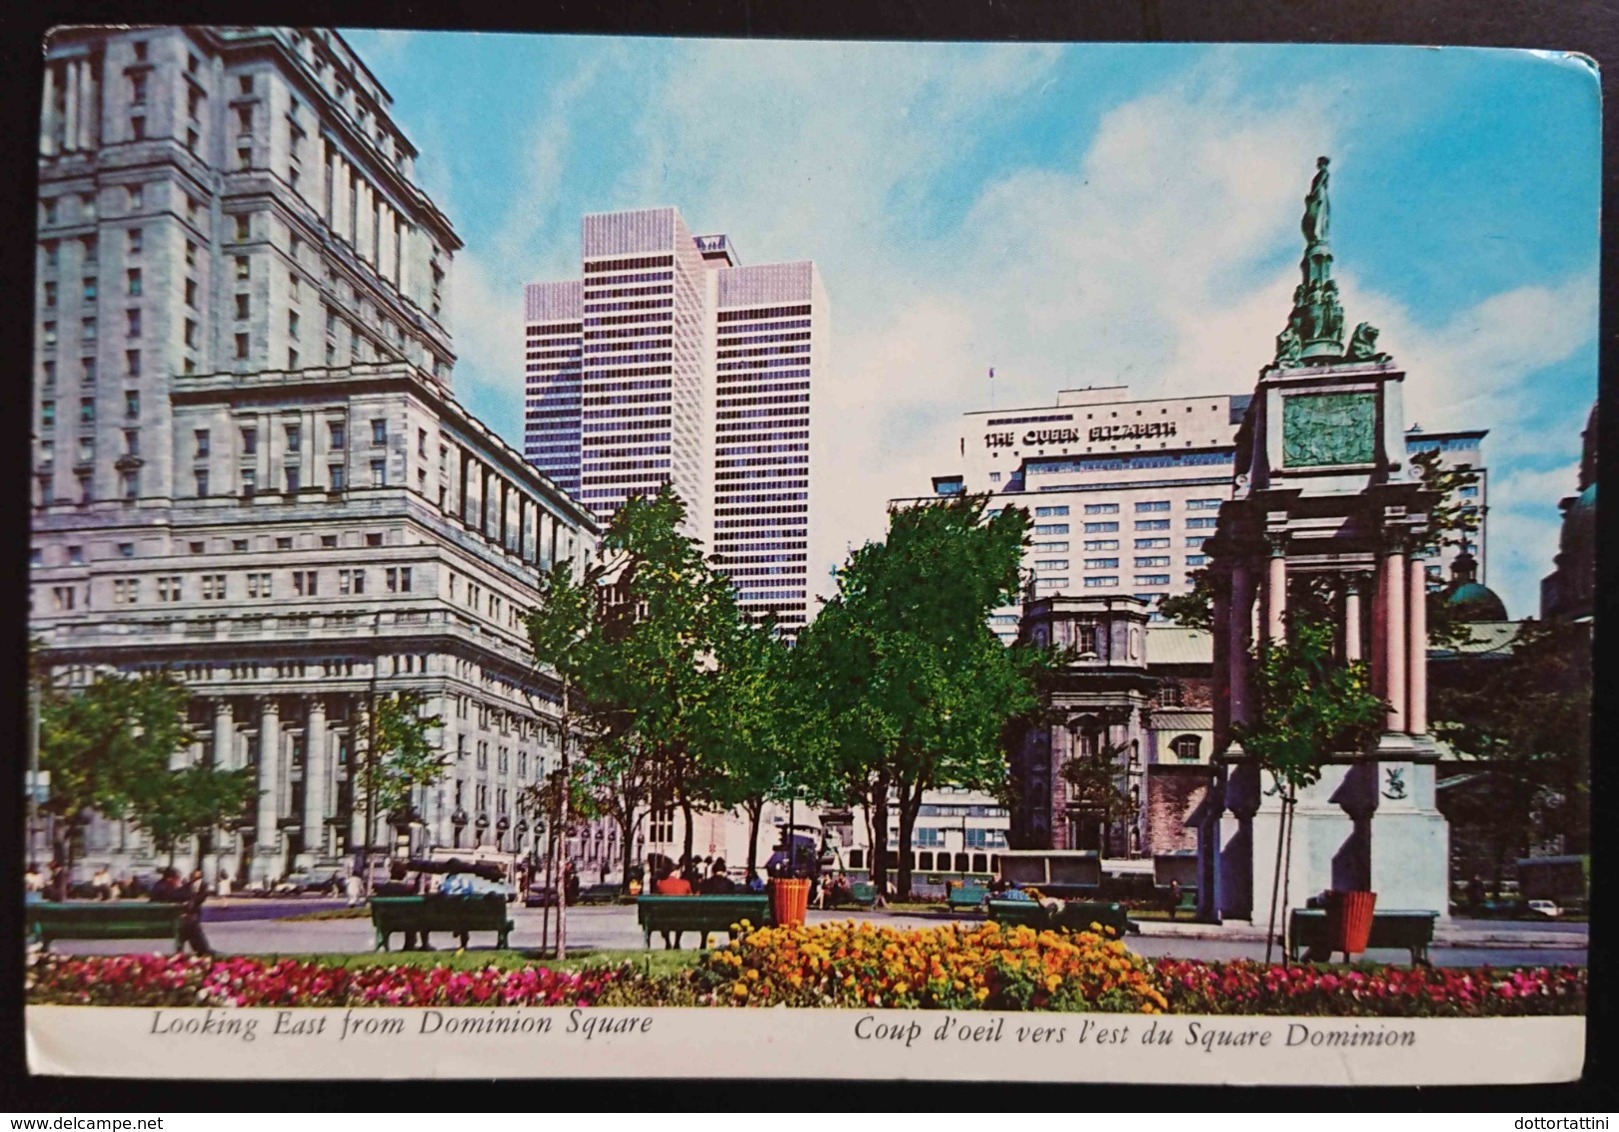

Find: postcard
[23,25,1595,1084]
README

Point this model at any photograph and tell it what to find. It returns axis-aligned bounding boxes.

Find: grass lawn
[247,947,702,976]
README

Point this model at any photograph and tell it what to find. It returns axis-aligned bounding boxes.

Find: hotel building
[29,26,598,881]
[525,211,827,630]
[911,385,1489,640]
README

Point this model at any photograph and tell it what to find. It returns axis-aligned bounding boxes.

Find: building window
[1033,523,1069,536]
[1083,576,1118,588]
[41,321,57,348]
[51,585,77,610]
[43,281,58,308]
[241,468,257,497]
[1135,500,1171,512]
[1034,505,1069,518]
[1135,519,1171,531]
[1187,554,1209,566]
[43,241,59,267]
[41,361,56,389]
[385,567,412,593]
[157,576,182,603]
[128,228,142,255]
[1083,522,1118,533]
[365,533,383,548]
[130,115,146,141]
[370,459,386,486]
[79,398,95,424]
[120,470,138,500]
[201,574,227,601]
[40,401,55,429]
[184,319,198,349]
[126,269,142,297]
[1186,517,1220,530]
[339,568,366,595]
[113,578,140,604]
[1135,574,1171,586]
[81,357,96,384]
[1135,537,1170,549]
[285,424,301,454]
[283,466,299,493]
[1084,558,1119,569]
[292,570,318,597]
[126,184,144,210]
[371,419,386,446]
[125,349,140,377]
[39,439,54,466]
[125,309,141,338]
[241,426,258,455]
[235,215,251,242]
[1171,735,1203,761]
[234,333,249,360]
[124,391,139,419]
[329,464,346,490]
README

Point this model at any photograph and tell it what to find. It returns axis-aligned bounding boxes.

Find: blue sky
[344,31,1600,618]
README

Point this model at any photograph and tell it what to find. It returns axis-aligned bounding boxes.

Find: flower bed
[27,927,1587,1017]
[1153,958,1587,1017]
[28,954,619,1008]
[690,919,1168,1012]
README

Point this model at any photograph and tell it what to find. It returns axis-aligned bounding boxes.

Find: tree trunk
[679,790,696,869]
[896,782,919,900]
[620,807,637,893]
[744,798,763,876]
[871,775,890,895]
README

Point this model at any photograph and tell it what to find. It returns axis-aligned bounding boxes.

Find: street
[44,902,1587,969]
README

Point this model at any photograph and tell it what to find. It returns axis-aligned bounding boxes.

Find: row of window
[107,565,414,605]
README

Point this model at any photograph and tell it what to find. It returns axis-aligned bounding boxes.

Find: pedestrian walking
[149,867,215,956]
[345,869,364,907]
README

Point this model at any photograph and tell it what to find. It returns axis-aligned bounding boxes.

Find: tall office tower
[526,213,827,630]
[710,257,826,630]
[30,27,598,881]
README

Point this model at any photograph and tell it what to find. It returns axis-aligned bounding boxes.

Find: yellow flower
[732,982,748,998]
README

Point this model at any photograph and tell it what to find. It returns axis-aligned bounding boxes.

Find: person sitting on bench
[652,862,693,949]
[699,859,735,895]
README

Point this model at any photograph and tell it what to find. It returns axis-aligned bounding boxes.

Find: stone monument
[1197,158,1450,924]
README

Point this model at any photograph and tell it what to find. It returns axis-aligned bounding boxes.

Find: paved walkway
[46,902,1586,969]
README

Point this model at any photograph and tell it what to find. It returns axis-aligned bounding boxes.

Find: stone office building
[29,26,598,880]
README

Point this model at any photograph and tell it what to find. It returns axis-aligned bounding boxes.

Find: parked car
[274,868,344,896]
[1526,899,1563,919]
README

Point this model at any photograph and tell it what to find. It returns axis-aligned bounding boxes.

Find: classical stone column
[1266,534,1288,644]
[1407,552,1428,736]
[304,698,328,859]
[1343,573,1365,663]
[40,64,56,155]
[350,696,369,855]
[255,699,282,868]
[80,56,95,150]
[213,699,235,769]
[1382,538,1408,733]
[63,60,78,154]
[1228,563,1254,727]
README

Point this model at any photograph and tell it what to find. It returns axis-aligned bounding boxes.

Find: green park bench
[576,883,622,905]
[846,882,878,909]
[1154,885,1199,915]
[636,894,771,950]
[986,898,1130,938]
[1288,908,1439,965]
[946,880,989,914]
[26,901,185,952]
[369,895,514,951]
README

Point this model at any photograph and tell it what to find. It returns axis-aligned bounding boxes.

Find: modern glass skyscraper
[525,209,827,630]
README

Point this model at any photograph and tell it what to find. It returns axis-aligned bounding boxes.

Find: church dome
[1446,580,1508,622]
[1443,549,1508,622]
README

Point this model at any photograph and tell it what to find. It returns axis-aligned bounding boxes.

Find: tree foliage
[364,691,447,827]
[1234,614,1387,793]
[1431,619,1590,882]
[795,494,1049,895]
[38,669,254,865]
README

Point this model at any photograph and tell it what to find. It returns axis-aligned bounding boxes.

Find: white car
[1526,899,1563,919]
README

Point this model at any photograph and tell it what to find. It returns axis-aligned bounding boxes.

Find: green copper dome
[1446,581,1508,622]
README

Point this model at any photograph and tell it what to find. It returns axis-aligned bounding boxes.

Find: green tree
[1159,570,1216,633]
[1431,618,1590,892]
[1057,707,1141,853]
[524,487,737,899]
[1410,446,1485,650]
[356,690,446,887]
[1234,612,1387,955]
[796,494,1046,897]
[39,670,197,868]
[693,613,817,876]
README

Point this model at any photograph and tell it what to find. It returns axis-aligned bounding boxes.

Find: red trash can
[1325,890,1377,960]
[770,878,811,927]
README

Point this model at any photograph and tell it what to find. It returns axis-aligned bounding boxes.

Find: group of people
[647,857,766,949]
